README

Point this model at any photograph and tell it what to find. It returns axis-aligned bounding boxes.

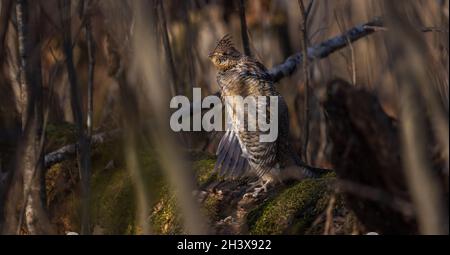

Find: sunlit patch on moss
[247,175,334,235]
[201,193,221,222]
[148,152,219,234]
[89,165,136,234]
[193,157,217,186]
[46,160,80,233]
[149,188,183,234]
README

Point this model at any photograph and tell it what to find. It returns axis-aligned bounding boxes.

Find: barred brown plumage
[209,35,327,198]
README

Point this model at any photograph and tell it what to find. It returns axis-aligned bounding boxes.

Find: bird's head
[209,35,242,71]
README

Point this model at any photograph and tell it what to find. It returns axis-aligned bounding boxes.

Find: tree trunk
[4,0,54,234]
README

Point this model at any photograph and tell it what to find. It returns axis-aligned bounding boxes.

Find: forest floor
[44,123,362,235]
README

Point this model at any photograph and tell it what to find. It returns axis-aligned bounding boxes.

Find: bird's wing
[214,130,250,178]
[214,64,279,179]
[238,73,279,178]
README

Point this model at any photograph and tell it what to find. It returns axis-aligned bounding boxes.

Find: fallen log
[322,80,448,234]
[322,79,416,234]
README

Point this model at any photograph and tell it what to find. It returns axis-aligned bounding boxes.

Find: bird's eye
[219,56,227,63]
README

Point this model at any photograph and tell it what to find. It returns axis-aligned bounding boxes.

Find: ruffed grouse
[209,35,326,197]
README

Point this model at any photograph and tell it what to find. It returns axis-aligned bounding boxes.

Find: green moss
[193,157,217,186]
[44,126,137,234]
[87,140,215,234]
[247,176,334,235]
[90,165,136,234]
[47,123,342,235]
[201,194,221,222]
[148,153,218,234]
[149,188,183,234]
[88,140,169,234]
[46,160,81,233]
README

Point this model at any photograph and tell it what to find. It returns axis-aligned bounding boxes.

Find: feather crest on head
[209,35,242,71]
[214,34,233,52]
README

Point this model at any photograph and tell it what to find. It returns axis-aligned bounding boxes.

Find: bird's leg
[247,179,264,189]
[243,174,275,199]
[251,178,273,198]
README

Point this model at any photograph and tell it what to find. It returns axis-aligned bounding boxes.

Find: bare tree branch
[44,130,120,169]
[269,18,384,82]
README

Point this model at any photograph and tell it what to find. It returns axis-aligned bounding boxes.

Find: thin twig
[334,10,356,85]
[297,0,310,162]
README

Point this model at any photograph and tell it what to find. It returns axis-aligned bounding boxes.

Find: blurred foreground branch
[60,0,92,234]
[384,1,448,235]
[131,0,208,234]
